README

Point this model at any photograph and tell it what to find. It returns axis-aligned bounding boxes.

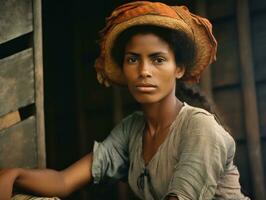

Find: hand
[0,168,19,200]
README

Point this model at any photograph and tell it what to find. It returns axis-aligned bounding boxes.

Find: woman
[0,1,249,200]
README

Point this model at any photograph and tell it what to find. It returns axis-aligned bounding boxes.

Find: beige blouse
[92,103,250,200]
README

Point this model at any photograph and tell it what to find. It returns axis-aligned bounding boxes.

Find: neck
[141,90,183,137]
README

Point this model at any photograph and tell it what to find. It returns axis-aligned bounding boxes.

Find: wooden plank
[33,0,46,168]
[0,48,34,117]
[0,0,33,44]
[257,82,266,137]
[206,0,235,20]
[0,111,20,131]
[236,0,266,198]
[212,20,240,87]
[251,12,266,82]
[213,88,246,140]
[0,116,37,168]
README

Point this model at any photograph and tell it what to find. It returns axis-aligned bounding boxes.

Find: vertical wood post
[236,0,266,199]
[33,0,46,168]
[195,0,214,101]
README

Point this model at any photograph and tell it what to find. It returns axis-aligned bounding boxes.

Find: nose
[139,61,152,78]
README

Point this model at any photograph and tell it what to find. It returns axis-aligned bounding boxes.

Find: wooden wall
[205,0,266,198]
[0,0,45,168]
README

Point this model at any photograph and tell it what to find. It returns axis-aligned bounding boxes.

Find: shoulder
[123,111,144,122]
[119,111,144,129]
[111,111,145,137]
[184,103,213,119]
[182,103,219,130]
[102,111,144,148]
[182,103,235,148]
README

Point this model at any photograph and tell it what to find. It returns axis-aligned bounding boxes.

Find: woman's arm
[0,153,93,200]
[0,168,19,200]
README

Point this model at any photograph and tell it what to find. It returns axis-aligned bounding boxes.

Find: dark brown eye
[153,57,166,64]
[125,56,138,64]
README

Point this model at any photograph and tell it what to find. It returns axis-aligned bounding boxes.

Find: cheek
[159,65,177,82]
[123,65,137,81]
[122,68,136,91]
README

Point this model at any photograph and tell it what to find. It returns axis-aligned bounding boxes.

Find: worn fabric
[12,194,60,200]
[92,103,249,200]
[94,1,217,86]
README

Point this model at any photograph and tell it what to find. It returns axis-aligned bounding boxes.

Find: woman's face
[123,33,185,104]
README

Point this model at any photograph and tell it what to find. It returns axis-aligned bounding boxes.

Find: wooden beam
[33,0,46,168]
[236,0,266,199]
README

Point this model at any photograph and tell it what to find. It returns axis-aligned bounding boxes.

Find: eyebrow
[125,52,139,56]
[125,51,168,57]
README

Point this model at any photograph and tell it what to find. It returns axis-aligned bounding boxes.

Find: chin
[132,93,161,104]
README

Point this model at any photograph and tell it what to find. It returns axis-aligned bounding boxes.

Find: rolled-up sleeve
[165,112,228,199]
[92,112,140,184]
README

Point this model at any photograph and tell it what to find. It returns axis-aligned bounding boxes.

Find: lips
[135,83,157,92]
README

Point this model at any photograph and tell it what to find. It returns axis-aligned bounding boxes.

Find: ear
[175,65,185,79]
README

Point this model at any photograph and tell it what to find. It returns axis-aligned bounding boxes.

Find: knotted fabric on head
[95,1,217,87]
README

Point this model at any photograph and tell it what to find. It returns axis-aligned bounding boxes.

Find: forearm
[14,153,93,198]
[0,169,19,200]
[0,153,93,200]
[15,168,68,198]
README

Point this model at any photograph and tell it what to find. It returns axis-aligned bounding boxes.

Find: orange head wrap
[95,1,217,87]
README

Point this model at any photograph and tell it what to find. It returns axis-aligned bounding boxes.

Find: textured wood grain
[0,111,20,131]
[0,0,33,44]
[236,0,266,198]
[0,116,37,168]
[33,0,46,168]
[0,48,34,117]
